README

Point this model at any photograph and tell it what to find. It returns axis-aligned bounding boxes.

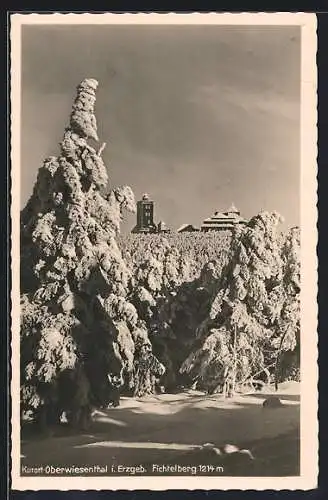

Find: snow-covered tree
[21,79,301,426]
[180,212,301,395]
[20,79,158,428]
[273,226,301,387]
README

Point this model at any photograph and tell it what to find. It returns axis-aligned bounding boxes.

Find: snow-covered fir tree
[20,79,164,429]
[180,212,300,395]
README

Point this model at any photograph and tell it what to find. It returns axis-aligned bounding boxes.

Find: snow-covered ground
[21,382,300,477]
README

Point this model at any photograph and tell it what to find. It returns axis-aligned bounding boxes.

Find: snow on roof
[205,205,241,223]
[177,223,197,232]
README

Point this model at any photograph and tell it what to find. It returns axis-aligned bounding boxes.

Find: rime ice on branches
[20,79,155,429]
[179,212,301,395]
[20,79,301,431]
[70,78,99,142]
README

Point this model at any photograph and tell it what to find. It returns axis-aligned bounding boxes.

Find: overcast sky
[21,24,300,231]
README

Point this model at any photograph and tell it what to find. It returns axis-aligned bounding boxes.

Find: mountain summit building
[132,195,246,234]
[132,193,156,233]
[132,194,170,234]
[200,204,247,232]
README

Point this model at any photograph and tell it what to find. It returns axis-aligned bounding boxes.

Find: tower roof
[142,193,150,201]
[227,203,239,213]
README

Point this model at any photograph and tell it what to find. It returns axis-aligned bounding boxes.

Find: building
[132,196,246,235]
[177,224,199,233]
[201,204,247,232]
[132,194,170,234]
[157,221,171,233]
[132,193,157,233]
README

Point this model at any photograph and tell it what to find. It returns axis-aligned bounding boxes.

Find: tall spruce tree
[20,79,159,429]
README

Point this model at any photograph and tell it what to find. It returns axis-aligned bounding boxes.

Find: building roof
[212,204,240,217]
[177,223,199,232]
[201,205,247,230]
[226,203,239,214]
[202,223,242,229]
[203,215,243,223]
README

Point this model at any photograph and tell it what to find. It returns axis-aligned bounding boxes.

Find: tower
[132,193,157,233]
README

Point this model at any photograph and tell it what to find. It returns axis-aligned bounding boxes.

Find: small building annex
[177,224,199,233]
